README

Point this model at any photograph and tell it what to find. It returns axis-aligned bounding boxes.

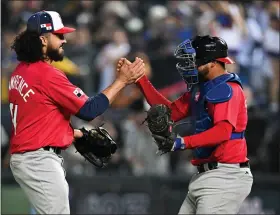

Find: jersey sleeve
[212,83,242,129]
[183,121,233,148]
[44,69,89,114]
[171,92,191,121]
[136,75,172,106]
[137,75,191,122]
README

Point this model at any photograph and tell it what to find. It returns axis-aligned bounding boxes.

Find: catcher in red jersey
[9,11,145,214]
[119,35,253,214]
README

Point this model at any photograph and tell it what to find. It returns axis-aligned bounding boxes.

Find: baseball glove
[73,127,117,168]
[144,104,176,155]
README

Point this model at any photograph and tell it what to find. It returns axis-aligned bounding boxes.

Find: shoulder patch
[206,83,233,103]
[73,88,84,97]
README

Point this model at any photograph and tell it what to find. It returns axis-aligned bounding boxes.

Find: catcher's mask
[174,39,198,91]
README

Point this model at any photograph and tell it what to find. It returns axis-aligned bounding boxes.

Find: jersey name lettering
[9,75,35,102]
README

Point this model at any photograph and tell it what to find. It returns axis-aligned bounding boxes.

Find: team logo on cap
[40,23,52,30]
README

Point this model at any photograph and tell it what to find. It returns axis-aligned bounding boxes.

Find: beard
[198,73,206,82]
[198,66,210,82]
[46,45,64,61]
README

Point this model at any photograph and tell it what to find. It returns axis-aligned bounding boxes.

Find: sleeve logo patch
[73,88,84,97]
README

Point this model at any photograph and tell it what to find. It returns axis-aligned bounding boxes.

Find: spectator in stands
[263,13,279,113]
[210,2,247,73]
[111,51,152,109]
[122,99,170,176]
[95,28,131,92]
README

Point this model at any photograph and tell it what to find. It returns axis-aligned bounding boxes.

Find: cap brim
[53,27,76,34]
[216,57,235,64]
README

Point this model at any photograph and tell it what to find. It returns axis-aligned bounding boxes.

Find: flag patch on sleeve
[73,88,84,97]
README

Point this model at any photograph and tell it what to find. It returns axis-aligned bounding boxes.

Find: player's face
[46,33,66,61]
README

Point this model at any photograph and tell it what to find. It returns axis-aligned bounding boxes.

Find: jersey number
[10,103,18,135]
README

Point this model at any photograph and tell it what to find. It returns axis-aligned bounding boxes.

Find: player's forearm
[102,79,127,104]
[183,121,233,148]
[136,75,189,121]
[75,80,127,121]
[76,93,109,121]
[136,75,172,107]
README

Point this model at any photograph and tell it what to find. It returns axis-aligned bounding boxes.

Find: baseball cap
[27,11,76,35]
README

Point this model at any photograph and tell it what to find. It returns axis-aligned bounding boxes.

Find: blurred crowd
[1,0,280,176]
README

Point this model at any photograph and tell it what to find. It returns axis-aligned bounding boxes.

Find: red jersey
[172,82,248,165]
[137,75,248,165]
[8,61,88,154]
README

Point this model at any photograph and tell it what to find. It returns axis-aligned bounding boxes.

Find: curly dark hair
[11,30,47,63]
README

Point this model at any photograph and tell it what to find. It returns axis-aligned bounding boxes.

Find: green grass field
[2,185,30,214]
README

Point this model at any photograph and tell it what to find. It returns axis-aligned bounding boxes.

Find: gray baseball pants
[178,163,253,214]
[10,148,70,214]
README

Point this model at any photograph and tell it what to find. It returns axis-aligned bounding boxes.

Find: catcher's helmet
[174,35,234,90]
[191,35,234,67]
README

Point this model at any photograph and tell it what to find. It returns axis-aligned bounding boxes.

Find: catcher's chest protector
[173,73,243,158]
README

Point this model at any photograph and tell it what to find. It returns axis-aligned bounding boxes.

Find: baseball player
[8,11,145,214]
[120,35,253,214]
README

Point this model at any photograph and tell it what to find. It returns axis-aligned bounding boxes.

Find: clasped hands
[116,57,146,84]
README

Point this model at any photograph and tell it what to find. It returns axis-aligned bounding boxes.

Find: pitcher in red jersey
[9,11,145,214]
[119,35,253,214]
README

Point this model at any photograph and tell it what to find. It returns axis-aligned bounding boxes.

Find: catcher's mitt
[144,104,176,154]
[73,127,117,168]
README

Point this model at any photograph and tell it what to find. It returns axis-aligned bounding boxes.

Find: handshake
[115,57,146,85]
